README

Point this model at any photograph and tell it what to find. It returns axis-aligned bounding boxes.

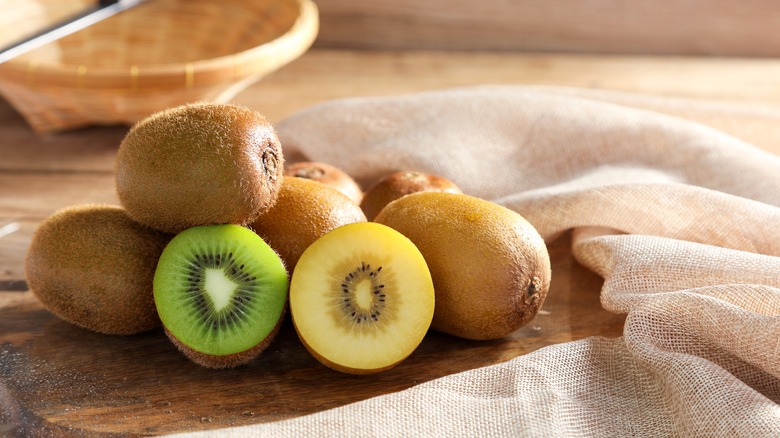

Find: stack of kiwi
[25,103,551,374]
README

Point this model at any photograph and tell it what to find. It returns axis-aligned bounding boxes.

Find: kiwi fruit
[115,102,284,234]
[289,222,435,374]
[250,176,367,272]
[153,224,288,369]
[285,161,363,205]
[24,204,170,335]
[360,171,462,220]
[374,192,551,340]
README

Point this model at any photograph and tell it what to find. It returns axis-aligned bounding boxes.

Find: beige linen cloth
[171,86,780,437]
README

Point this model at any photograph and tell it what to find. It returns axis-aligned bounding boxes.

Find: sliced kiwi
[24,204,170,335]
[153,224,288,368]
[289,222,434,374]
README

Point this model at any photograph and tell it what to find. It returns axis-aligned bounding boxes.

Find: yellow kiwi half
[115,103,284,233]
[289,222,435,374]
[374,192,551,340]
[24,204,171,335]
[251,177,367,272]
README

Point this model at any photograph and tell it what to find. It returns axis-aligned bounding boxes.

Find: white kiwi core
[204,268,237,311]
[353,278,374,311]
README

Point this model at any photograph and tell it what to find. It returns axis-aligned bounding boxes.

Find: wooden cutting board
[0,232,623,436]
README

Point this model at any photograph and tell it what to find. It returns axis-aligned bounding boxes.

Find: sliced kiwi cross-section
[153,224,288,368]
[290,222,435,374]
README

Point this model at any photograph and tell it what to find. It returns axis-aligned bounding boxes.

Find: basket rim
[0,0,318,90]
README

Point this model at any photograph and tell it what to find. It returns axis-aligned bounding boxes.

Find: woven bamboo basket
[0,0,319,133]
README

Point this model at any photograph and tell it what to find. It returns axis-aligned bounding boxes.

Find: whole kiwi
[360,171,462,220]
[285,161,364,205]
[251,176,367,272]
[24,204,171,335]
[374,192,551,340]
[115,102,284,234]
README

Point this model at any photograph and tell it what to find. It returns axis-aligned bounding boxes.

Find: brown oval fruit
[25,204,171,335]
[374,192,551,340]
[360,171,462,220]
[115,102,284,233]
[251,177,367,272]
[285,161,363,205]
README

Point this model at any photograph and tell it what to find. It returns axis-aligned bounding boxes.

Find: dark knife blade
[0,0,145,65]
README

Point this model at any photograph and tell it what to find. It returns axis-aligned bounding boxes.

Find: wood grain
[235,50,780,123]
[312,0,780,56]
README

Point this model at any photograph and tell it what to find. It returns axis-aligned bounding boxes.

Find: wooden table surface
[2,48,780,436]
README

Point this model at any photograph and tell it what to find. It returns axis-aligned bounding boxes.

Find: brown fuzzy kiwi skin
[165,307,287,369]
[374,192,551,341]
[115,102,284,234]
[360,171,462,220]
[250,177,367,272]
[285,161,363,205]
[24,204,171,335]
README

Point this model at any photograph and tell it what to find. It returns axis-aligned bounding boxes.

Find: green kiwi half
[153,224,288,368]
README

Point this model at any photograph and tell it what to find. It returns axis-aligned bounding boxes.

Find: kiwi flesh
[250,176,367,272]
[289,222,434,374]
[374,192,551,340]
[153,224,288,368]
[285,161,364,205]
[115,103,284,234]
[24,204,170,335]
[360,171,462,220]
